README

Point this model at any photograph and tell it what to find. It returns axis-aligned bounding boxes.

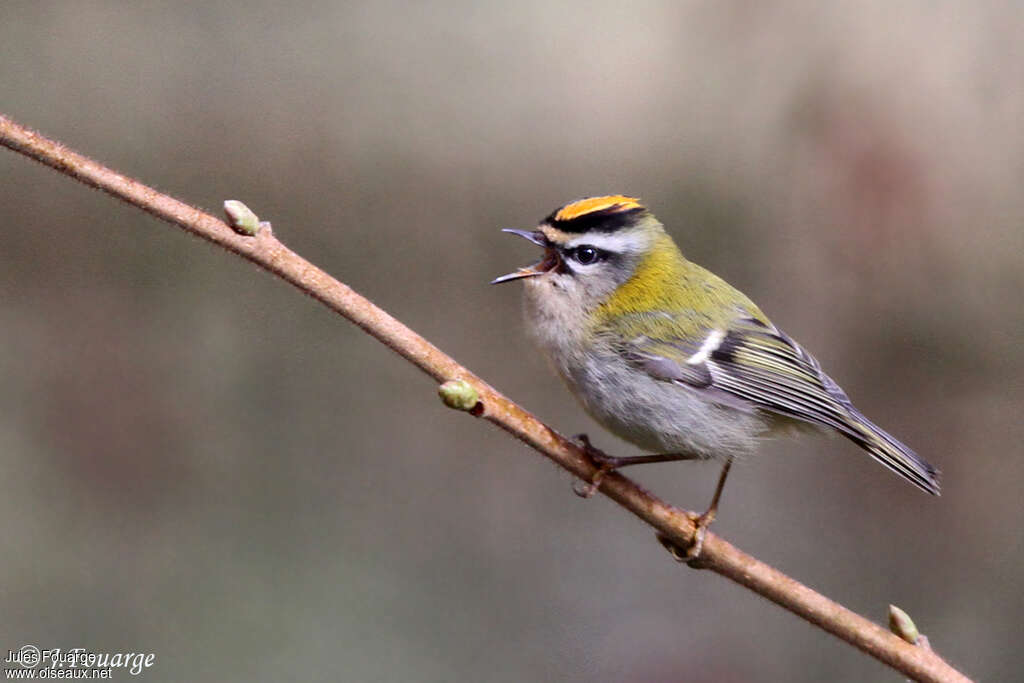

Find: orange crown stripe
[553,195,643,222]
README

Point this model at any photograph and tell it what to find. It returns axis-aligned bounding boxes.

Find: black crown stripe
[544,205,646,234]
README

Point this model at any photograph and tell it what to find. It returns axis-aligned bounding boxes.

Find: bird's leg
[572,434,734,562]
[658,458,734,564]
[571,433,704,498]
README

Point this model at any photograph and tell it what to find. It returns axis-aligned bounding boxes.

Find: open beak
[491,229,560,284]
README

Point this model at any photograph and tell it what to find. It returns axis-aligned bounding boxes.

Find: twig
[0,113,971,683]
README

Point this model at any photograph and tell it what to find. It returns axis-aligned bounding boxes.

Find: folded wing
[618,314,940,495]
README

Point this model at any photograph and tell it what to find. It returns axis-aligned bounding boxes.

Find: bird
[492,195,939,555]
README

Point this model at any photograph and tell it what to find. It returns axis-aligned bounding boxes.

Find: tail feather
[846,412,940,495]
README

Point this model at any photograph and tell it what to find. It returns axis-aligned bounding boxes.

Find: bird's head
[492,195,676,309]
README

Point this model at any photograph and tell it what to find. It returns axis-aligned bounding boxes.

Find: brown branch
[0,113,971,683]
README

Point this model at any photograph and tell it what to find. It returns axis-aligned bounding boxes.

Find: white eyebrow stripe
[564,232,646,253]
[687,329,726,365]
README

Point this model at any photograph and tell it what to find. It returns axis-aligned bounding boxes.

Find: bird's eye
[571,245,604,265]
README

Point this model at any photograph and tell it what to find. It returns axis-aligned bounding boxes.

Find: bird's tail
[845,412,940,495]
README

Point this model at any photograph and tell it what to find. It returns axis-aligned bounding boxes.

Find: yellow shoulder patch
[553,195,643,222]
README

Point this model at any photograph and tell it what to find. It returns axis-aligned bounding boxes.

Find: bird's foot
[571,433,619,498]
[657,509,718,567]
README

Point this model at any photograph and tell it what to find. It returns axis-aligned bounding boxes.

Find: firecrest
[493,195,939,542]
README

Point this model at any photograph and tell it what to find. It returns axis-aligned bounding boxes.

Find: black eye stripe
[563,245,609,266]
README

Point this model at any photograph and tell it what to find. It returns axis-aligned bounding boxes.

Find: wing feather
[618,314,940,494]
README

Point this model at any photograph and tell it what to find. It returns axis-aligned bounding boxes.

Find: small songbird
[493,195,939,550]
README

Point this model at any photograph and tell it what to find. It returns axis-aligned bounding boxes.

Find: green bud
[224,200,262,236]
[438,380,481,413]
[888,604,920,645]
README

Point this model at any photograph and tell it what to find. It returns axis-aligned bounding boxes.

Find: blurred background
[1,2,1021,681]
